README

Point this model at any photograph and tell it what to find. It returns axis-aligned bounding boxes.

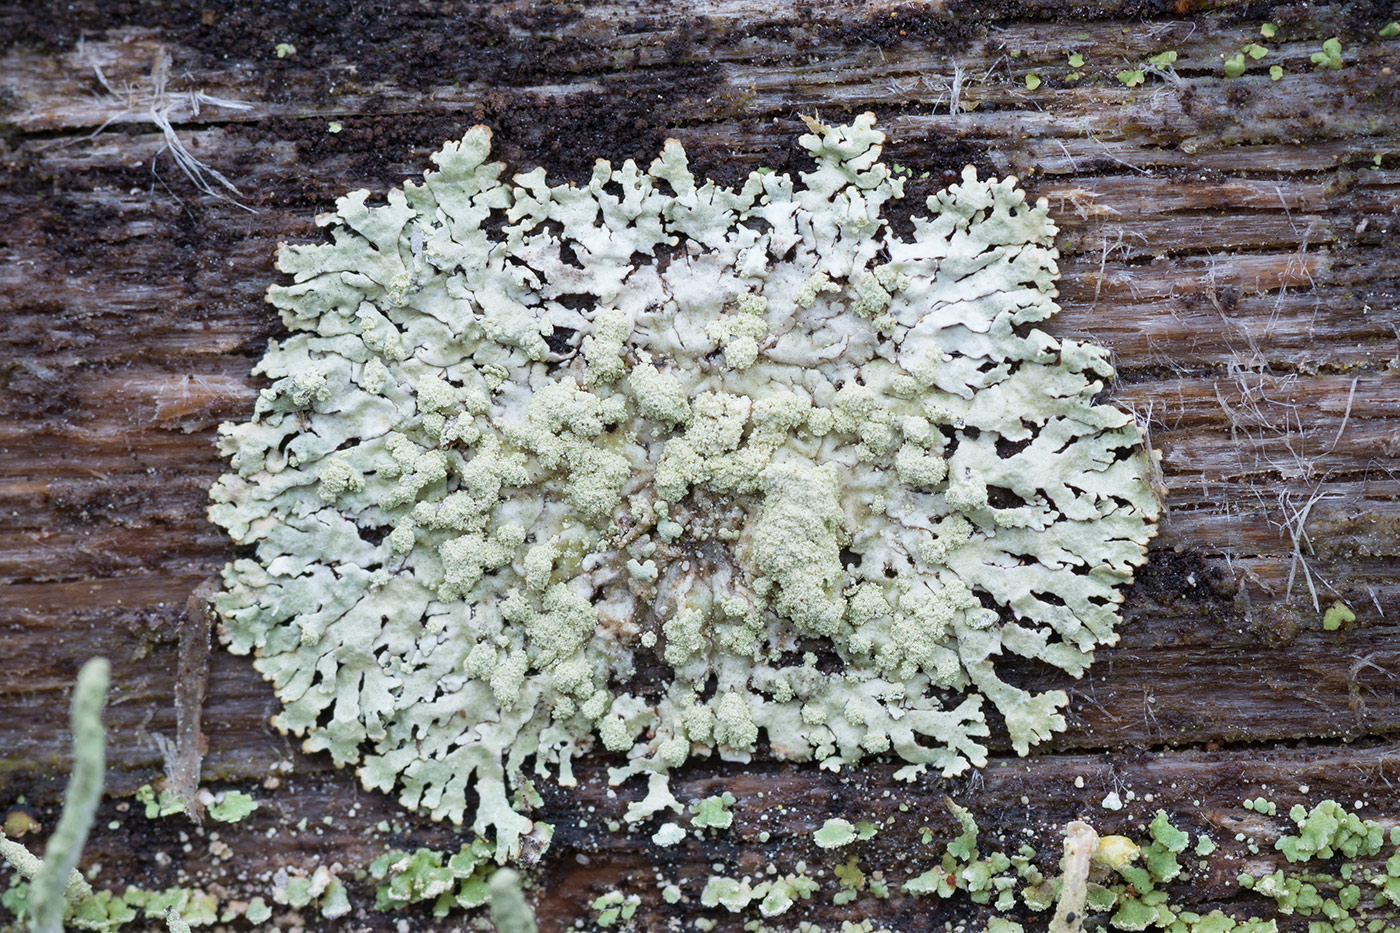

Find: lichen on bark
[209,114,1159,859]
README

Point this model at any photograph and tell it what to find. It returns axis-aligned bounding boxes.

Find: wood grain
[1,1,1398,929]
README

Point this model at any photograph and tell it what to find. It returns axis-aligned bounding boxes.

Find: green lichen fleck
[206,791,258,824]
[1311,38,1344,70]
[1323,600,1354,631]
[690,793,737,830]
[135,785,185,820]
[590,889,639,927]
[814,819,860,849]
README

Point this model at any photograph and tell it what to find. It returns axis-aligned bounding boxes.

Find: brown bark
[1,1,1398,930]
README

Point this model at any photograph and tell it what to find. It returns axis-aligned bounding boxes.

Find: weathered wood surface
[2,1,1399,929]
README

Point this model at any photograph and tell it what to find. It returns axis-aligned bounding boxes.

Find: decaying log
[1,1,1398,929]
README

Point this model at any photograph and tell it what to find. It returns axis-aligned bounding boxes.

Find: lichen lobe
[209,113,1160,859]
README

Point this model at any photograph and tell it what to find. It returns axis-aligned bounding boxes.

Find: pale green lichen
[210,114,1158,857]
[204,791,258,824]
[813,818,878,849]
[834,855,879,904]
[700,872,818,917]
[134,786,255,825]
[1238,799,1400,931]
[590,889,640,927]
[241,898,272,925]
[368,840,495,916]
[897,801,1277,933]
[1311,37,1344,70]
[1,879,216,932]
[1322,600,1354,631]
[690,792,737,831]
[904,799,1035,911]
[651,822,687,847]
[617,798,1400,932]
[1242,796,1277,817]
[271,865,350,920]
[1275,800,1384,864]
[134,785,185,820]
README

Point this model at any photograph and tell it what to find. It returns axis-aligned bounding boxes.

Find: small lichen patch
[591,889,640,928]
[368,840,495,916]
[271,865,351,920]
[1322,600,1354,631]
[135,784,185,820]
[813,818,878,849]
[652,822,687,847]
[700,872,818,917]
[205,791,258,824]
[690,793,737,831]
[210,114,1159,857]
[894,801,1285,933]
